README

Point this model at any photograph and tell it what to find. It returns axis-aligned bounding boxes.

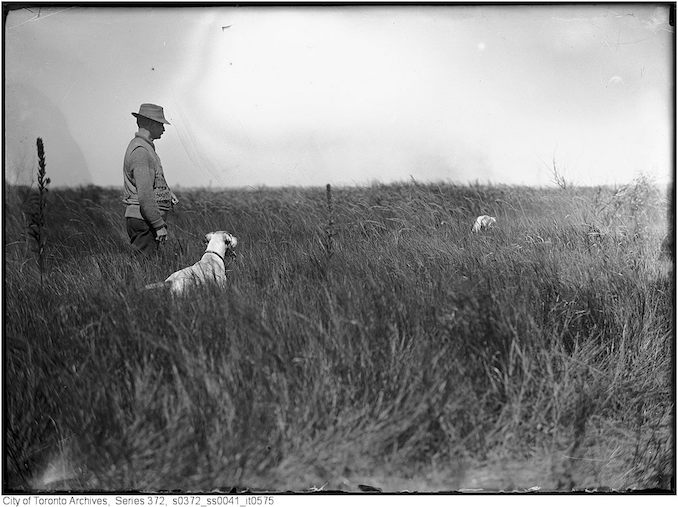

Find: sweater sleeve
[129,147,166,230]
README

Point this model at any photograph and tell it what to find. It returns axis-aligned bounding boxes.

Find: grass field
[3,178,674,492]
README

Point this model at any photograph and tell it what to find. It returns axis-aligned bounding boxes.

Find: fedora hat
[132,103,171,125]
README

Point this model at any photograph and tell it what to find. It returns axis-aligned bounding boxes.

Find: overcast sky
[4,3,674,188]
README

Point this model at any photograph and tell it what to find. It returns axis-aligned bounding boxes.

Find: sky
[3,3,675,189]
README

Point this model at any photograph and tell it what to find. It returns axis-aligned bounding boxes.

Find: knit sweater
[122,131,172,230]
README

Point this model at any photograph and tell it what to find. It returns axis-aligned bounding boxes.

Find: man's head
[132,103,170,140]
[136,116,165,140]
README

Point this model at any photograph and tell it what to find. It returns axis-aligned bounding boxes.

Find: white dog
[145,231,237,295]
[472,215,496,233]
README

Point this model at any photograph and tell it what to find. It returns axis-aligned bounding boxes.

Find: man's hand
[171,191,179,206]
[155,226,168,243]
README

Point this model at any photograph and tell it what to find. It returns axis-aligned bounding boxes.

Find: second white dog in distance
[472,215,496,233]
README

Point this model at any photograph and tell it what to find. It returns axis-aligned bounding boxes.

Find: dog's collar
[204,250,226,267]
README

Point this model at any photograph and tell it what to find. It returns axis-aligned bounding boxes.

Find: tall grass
[3,180,673,492]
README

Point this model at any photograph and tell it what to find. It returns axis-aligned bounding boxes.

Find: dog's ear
[221,232,237,247]
[205,232,214,243]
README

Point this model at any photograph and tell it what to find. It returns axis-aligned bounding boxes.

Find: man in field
[122,103,178,256]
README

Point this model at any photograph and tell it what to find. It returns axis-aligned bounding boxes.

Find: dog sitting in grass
[145,231,237,295]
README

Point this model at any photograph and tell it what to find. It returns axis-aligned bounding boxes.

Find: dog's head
[205,231,238,249]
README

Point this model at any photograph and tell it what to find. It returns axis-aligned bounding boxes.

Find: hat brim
[132,112,171,125]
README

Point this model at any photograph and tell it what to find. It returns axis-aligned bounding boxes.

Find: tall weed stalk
[25,138,51,287]
[324,183,335,261]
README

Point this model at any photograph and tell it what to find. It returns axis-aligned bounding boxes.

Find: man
[122,103,178,256]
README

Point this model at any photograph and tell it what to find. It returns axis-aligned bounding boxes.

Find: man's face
[147,119,165,140]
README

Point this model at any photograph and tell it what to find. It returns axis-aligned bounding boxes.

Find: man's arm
[130,147,166,232]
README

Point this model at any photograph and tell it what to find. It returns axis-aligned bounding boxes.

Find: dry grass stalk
[26,138,51,287]
[325,183,335,260]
